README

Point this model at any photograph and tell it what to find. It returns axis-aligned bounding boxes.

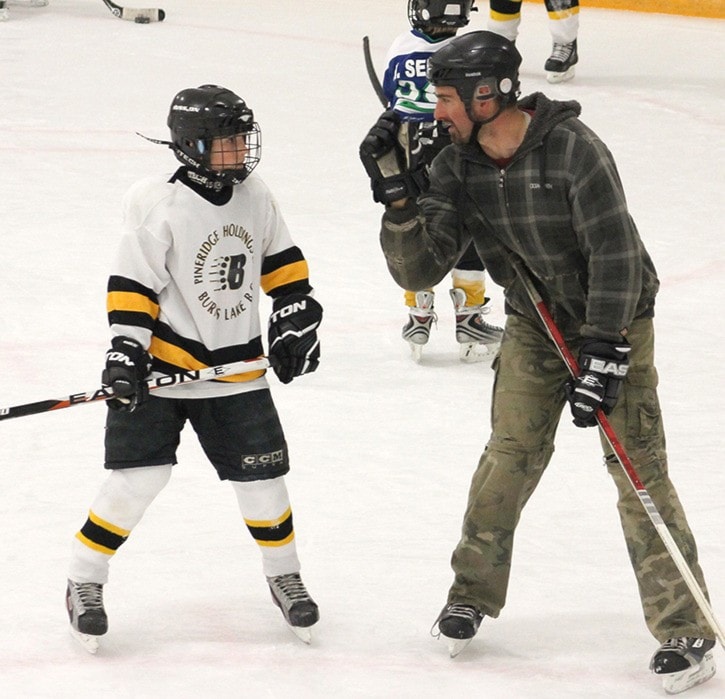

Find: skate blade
[546,66,576,84]
[447,637,473,658]
[459,342,498,363]
[287,624,312,644]
[408,342,424,363]
[660,652,716,694]
[69,626,100,654]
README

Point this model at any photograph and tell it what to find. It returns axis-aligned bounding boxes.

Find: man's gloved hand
[566,337,631,427]
[359,110,427,205]
[102,336,152,412]
[268,294,323,384]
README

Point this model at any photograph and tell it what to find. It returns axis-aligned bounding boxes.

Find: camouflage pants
[448,313,713,642]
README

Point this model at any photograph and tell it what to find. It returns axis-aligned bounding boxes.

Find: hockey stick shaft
[0,357,269,422]
[363,36,388,108]
[101,0,165,23]
[510,256,725,647]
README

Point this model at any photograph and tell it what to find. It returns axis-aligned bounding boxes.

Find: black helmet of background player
[407,0,476,37]
[167,84,261,185]
[428,30,521,125]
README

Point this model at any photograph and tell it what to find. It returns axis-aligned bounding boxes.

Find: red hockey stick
[510,255,724,647]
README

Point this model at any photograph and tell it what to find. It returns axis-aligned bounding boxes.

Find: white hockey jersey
[107,168,312,398]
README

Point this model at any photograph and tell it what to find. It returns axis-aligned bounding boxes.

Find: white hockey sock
[68,465,172,583]
[232,477,301,578]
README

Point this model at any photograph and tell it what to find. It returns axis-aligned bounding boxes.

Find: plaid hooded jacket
[380,92,660,342]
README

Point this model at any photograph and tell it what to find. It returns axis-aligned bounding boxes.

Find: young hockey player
[66,84,322,652]
[374,0,503,362]
[361,31,718,693]
[487,0,580,83]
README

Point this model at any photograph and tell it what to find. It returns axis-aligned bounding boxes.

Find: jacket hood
[518,92,581,149]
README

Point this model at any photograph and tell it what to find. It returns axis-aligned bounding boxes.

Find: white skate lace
[549,42,574,62]
[269,573,310,604]
[71,582,104,613]
[443,604,480,622]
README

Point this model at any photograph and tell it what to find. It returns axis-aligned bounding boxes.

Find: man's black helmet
[428,31,521,115]
[407,0,475,30]
[167,84,260,184]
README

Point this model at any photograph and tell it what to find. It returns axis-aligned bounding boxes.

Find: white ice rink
[1,1,724,696]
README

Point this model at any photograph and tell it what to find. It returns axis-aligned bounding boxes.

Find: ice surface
[0,1,723,696]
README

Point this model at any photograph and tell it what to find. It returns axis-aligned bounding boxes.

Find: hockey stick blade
[0,357,269,422]
[363,36,387,108]
[101,0,165,23]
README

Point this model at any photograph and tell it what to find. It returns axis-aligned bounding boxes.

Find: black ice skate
[66,579,108,654]
[267,572,319,644]
[545,40,578,84]
[650,636,716,694]
[432,603,484,657]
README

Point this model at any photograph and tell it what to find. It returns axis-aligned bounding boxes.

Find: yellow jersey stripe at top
[261,259,309,295]
[149,337,266,383]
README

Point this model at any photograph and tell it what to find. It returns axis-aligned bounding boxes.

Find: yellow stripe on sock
[255,532,296,548]
[88,510,131,538]
[244,507,292,529]
[547,6,579,21]
[75,531,116,556]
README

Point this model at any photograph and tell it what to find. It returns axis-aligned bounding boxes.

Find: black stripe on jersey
[108,309,156,330]
[262,246,305,276]
[79,518,128,553]
[152,321,264,368]
[245,513,294,544]
[107,275,159,302]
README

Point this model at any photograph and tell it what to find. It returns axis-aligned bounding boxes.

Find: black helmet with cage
[427,30,522,123]
[167,84,261,184]
[407,0,476,32]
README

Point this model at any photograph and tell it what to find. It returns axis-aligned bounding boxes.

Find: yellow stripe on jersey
[107,290,160,319]
[261,259,309,295]
[149,337,266,383]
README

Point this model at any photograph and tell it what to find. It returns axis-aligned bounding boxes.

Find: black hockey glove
[566,338,631,427]
[268,294,323,384]
[359,110,427,205]
[101,336,153,412]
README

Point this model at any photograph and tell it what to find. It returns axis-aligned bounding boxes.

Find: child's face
[209,133,248,172]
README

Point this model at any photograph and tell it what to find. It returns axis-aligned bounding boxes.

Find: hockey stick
[510,255,725,647]
[0,357,269,422]
[363,36,388,108]
[100,0,165,23]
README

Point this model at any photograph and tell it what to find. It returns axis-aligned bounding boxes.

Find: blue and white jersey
[382,29,455,122]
